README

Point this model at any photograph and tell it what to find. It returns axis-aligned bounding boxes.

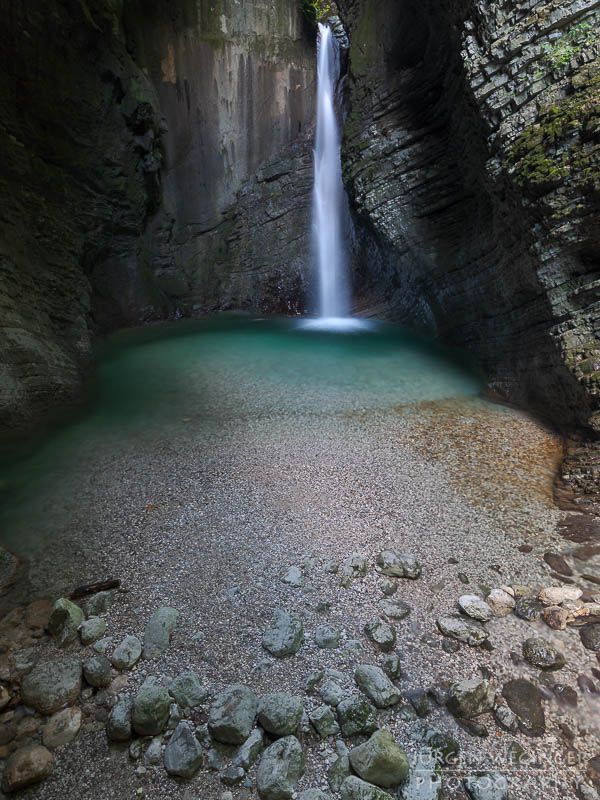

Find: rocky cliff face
[337,0,600,508]
[0,0,315,429]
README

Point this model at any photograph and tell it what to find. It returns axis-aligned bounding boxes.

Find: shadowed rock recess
[0,0,315,429]
[336,0,600,507]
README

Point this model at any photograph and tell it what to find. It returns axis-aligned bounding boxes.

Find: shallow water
[0,315,481,557]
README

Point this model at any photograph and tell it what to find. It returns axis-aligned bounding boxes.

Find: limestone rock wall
[337,0,600,506]
[0,0,316,430]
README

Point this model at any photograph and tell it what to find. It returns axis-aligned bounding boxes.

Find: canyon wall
[337,0,600,507]
[0,0,315,429]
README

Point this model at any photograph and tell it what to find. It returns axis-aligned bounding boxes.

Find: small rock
[578,783,600,800]
[111,635,142,670]
[542,605,569,630]
[106,696,133,741]
[349,728,409,788]
[299,791,331,800]
[456,718,488,738]
[79,616,106,646]
[1,745,54,792]
[522,636,566,671]
[337,695,377,736]
[168,671,208,708]
[306,670,324,694]
[132,686,171,736]
[501,679,545,736]
[164,721,205,778]
[209,685,258,744]
[340,776,394,799]
[463,772,508,800]
[93,636,113,654]
[21,658,81,715]
[256,735,304,800]
[397,770,441,799]
[324,560,339,574]
[232,728,264,770]
[457,595,493,623]
[10,647,39,676]
[581,624,600,652]
[538,586,582,605]
[258,693,303,737]
[375,551,421,579]
[315,624,341,649]
[320,679,343,707]
[543,552,573,576]
[364,618,396,652]
[436,614,488,646]
[280,566,304,587]
[381,579,397,596]
[143,607,179,659]
[404,689,431,718]
[447,679,495,719]
[83,654,112,688]
[309,704,340,737]
[262,609,304,658]
[220,766,245,786]
[514,596,543,621]
[143,736,163,765]
[408,721,459,764]
[493,701,518,733]
[82,590,115,617]
[47,598,84,646]
[381,654,402,680]
[378,599,411,619]
[340,554,369,588]
[485,589,514,617]
[355,665,401,708]
[329,754,352,792]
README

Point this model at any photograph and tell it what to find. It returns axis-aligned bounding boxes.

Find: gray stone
[375,551,421,579]
[315,624,340,649]
[168,671,208,708]
[578,784,600,800]
[502,679,545,736]
[337,695,378,736]
[320,679,344,707]
[493,701,518,733]
[262,609,304,658]
[258,693,304,737]
[194,722,212,749]
[309,704,340,737]
[306,670,324,694]
[340,776,395,799]
[457,595,493,623]
[299,791,331,800]
[398,770,442,799]
[404,689,431,718]
[167,703,182,730]
[378,599,411,619]
[364,618,396,652]
[111,635,142,670]
[381,654,402,679]
[83,590,115,617]
[220,766,245,785]
[447,679,495,719]
[10,647,39,676]
[522,636,566,671]
[514,596,543,621]
[47,598,84,646]
[143,736,163,765]
[580,624,600,652]
[232,728,264,770]
[107,696,133,741]
[132,686,171,736]
[340,553,368,587]
[280,566,303,587]
[1,746,54,792]
[21,658,82,715]
[79,616,106,646]
[408,721,459,764]
[42,707,82,748]
[209,685,258,744]
[93,636,113,654]
[463,772,509,800]
[83,654,112,688]
[164,721,205,778]
[486,589,515,617]
[436,614,489,646]
[381,579,397,596]
[328,755,352,793]
[349,728,409,788]
[143,607,179,659]
[256,735,304,800]
[355,665,401,708]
